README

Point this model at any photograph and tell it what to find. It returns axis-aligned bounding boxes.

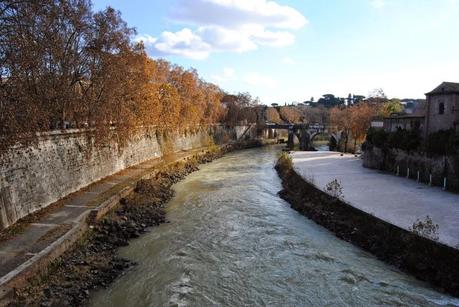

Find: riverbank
[275,153,459,297]
[1,140,262,306]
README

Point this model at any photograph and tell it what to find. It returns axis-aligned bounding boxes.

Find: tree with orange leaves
[0,0,227,155]
[330,107,352,152]
[350,103,377,151]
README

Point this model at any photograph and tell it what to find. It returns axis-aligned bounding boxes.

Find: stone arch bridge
[264,123,341,150]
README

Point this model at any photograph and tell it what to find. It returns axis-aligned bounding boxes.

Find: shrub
[366,127,388,148]
[387,128,421,151]
[425,129,458,156]
[277,152,293,170]
[325,179,343,199]
[366,127,421,151]
[409,216,439,241]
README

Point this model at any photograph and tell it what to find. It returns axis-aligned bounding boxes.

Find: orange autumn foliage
[0,0,224,153]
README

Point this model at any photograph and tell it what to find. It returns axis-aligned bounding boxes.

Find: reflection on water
[313,144,330,151]
[312,139,330,151]
[90,146,459,307]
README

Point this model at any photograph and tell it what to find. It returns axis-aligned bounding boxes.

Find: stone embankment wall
[0,125,257,230]
[363,147,459,191]
[276,158,459,297]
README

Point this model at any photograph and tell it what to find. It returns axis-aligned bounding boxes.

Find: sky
[92,0,459,104]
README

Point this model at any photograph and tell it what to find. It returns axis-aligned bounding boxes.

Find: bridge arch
[263,123,339,151]
[309,132,337,151]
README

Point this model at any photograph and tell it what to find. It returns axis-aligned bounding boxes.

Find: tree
[347,94,353,105]
[297,105,329,125]
[353,95,366,104]
[317,94,344,108]
[279,106,303,123]
[330,107,352,152]
[380,99,404,117]
[1,0,96,148]
[350,103,376,151]
[236,92,258,107]
[266,107,282,124]
[0,0,227,155]
[367,88,388,104]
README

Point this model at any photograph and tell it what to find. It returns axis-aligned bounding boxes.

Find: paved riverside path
[0,148,208,282]
[291,151,459,249]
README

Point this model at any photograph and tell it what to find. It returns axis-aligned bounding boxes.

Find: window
[439,102,445,115]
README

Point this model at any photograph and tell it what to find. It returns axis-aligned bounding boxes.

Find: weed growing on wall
[409,216,439,241]
[325,179,343,199]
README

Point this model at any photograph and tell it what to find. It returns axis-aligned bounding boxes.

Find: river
[90,146,459,307]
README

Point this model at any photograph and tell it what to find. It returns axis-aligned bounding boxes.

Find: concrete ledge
[0,148,212,306]
[0,211,90,305]
[87,186,134,224]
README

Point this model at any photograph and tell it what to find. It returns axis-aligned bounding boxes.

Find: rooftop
[385,114,425,120]
[426,82,459,96]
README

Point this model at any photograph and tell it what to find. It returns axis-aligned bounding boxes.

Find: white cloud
[371,0,386,9]
[171,0,307,30]
[281,57,296,65]
[250,28,295,47]
[211,67,236,82]
[198,26,258,52]
[244,72,277,87]
[137,0,307,59]
[137,29,211,60]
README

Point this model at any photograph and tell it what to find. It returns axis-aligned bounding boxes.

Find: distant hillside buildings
[383,82,459,136]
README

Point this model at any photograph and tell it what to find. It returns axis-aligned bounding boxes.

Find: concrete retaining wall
[0,125,250,230]
[276,160,459,297]
[363,147,459,191]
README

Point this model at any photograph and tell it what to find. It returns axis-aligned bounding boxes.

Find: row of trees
[221,92,264,126]
[0,0,225,152]
[329,98,405,152]
[265,105,329,125]
[305,88,404,109]
[330,103,375,152]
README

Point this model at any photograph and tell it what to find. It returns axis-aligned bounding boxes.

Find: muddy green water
[90,146,459,307]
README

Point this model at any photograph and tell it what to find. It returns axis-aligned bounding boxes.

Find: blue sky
[93,0,459,104]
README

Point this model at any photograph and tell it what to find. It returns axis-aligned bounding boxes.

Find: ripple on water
[89,146,459,307]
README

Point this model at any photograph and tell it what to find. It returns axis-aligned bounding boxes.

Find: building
[425,82,459,136]
[383,114,425,132]
[400,99,426,114]
[382,82,459,136]
[383,102,426,133]
[370,117,384,129]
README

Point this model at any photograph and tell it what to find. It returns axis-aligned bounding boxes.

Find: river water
[90,146,459,307]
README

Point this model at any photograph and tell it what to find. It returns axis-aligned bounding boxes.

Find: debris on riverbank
[275,154,459,298]
[8,145,235,306]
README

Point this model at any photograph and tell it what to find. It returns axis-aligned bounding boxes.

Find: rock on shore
[10,149,225,306]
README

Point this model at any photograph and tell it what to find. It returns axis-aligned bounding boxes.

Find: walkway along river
[90,146,459,306]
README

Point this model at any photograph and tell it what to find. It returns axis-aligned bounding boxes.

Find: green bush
[387,128,421,151]
[425,129,458,156]
[366,127,458,156]
[366,128,388,148]
[366,127,421,151]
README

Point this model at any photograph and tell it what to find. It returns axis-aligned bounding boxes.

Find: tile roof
[426,82,459,95]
